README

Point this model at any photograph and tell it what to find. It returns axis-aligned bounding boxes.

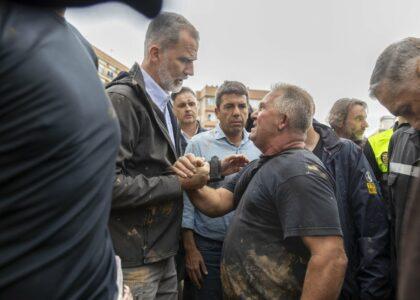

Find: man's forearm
[112,173,182,209]
[182,229,198,252]
[186,186,234,218]
[301,253,347,300]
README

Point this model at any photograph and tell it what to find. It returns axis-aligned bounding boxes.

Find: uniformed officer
[364,117,410,208]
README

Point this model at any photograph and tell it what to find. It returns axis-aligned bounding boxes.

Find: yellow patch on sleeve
[367,182,378,195]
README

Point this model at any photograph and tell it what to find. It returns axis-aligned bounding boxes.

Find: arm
[181,141,208,289]
[109,91,192,209]
[301,236,348,300]
[172,153,239,217]
[186,186,235,218]
[182,229,208,288]
[349,146,391,298]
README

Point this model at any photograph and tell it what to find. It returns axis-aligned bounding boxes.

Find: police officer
[364,117,410,206]
[306,117,390,299]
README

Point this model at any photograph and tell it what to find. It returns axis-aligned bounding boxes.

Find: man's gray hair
[370,37,420,97]
[144,12,199,55]
[270,83,314,134]
[215,81,249,107]
[327,98,367,131]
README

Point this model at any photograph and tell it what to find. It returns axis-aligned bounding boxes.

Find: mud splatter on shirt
[222,149,342,299]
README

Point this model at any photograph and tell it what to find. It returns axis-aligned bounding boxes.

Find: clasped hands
[171,153,250,190]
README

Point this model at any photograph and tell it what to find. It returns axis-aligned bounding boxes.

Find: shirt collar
[214,124,250,145]
[140,67,170,111]
[181,122,200,141]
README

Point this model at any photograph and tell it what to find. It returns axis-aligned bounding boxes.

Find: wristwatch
[208,156,224,183]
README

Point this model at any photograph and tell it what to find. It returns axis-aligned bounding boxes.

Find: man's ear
[215,106,220,118]
[277,114,287,131]
[148,45,160,63]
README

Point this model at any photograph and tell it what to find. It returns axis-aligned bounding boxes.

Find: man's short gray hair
[144,12,199,55]
[270,83,314,134]
[370,37,420,97]
[327,98,367,131]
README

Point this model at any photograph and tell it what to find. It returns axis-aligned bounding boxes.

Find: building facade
[92,46,129,85]
[195,85,269,129]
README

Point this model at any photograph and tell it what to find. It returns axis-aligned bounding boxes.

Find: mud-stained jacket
[313,120,390,300]
[106,63,183,267]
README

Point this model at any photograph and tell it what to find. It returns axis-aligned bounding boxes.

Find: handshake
[171,153,250,190]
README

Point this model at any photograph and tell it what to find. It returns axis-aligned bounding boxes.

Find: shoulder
[260,149,329,183]
[107,80,146,112]
[189,128,217,144]
[339,138,361,155]
[67,23,98,67]
[392,126,412,140]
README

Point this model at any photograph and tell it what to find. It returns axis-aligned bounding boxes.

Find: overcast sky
[67,0,420,135]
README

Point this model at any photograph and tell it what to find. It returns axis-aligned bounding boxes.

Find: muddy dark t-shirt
[222,148,342,299]
[0,2,120,299]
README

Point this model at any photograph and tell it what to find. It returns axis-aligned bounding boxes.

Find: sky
[67,0,420,136]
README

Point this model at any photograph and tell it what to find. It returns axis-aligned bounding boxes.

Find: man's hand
[179,163,210,190]
[171,153,206,178]
[221,154,250,176]
[185,247,208,289]
[122,285,133,300]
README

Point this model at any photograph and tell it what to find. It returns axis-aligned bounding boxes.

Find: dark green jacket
[106,63,183,267]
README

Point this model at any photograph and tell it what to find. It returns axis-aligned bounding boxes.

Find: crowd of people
[0,1,419,300]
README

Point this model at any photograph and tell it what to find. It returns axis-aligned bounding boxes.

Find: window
[98,59,106,66]
[206,97,216,106]
[207,113,216,121]
[98,64,105,75]
[107,70,114,78]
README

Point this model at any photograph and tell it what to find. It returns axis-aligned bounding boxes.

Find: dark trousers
[183,234,223,300]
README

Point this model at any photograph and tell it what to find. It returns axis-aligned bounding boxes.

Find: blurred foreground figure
[328,98,369,148]
[0,1,160,299]
[173,83,348,300]
[369,37,420,300]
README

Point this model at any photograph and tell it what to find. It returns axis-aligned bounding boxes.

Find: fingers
[232,154,249,164]
[170,166,189,178]
[187,265,202,289]
[222,154,249,167]
[172,156,196,178]
[185,153,206,167]
[122,285,133,300]
[199,259,208,276]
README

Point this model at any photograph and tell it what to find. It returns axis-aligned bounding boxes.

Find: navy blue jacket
[313,120,390,300]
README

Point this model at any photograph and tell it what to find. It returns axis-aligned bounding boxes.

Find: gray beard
[157,61,183,93]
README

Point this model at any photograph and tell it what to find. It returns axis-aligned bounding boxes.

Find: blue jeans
[183,234,223,300]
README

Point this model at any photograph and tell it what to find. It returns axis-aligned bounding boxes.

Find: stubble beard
[157,59,183,93]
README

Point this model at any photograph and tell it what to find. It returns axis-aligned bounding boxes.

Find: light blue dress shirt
[182,124,261,241]
[140,67,175,146]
